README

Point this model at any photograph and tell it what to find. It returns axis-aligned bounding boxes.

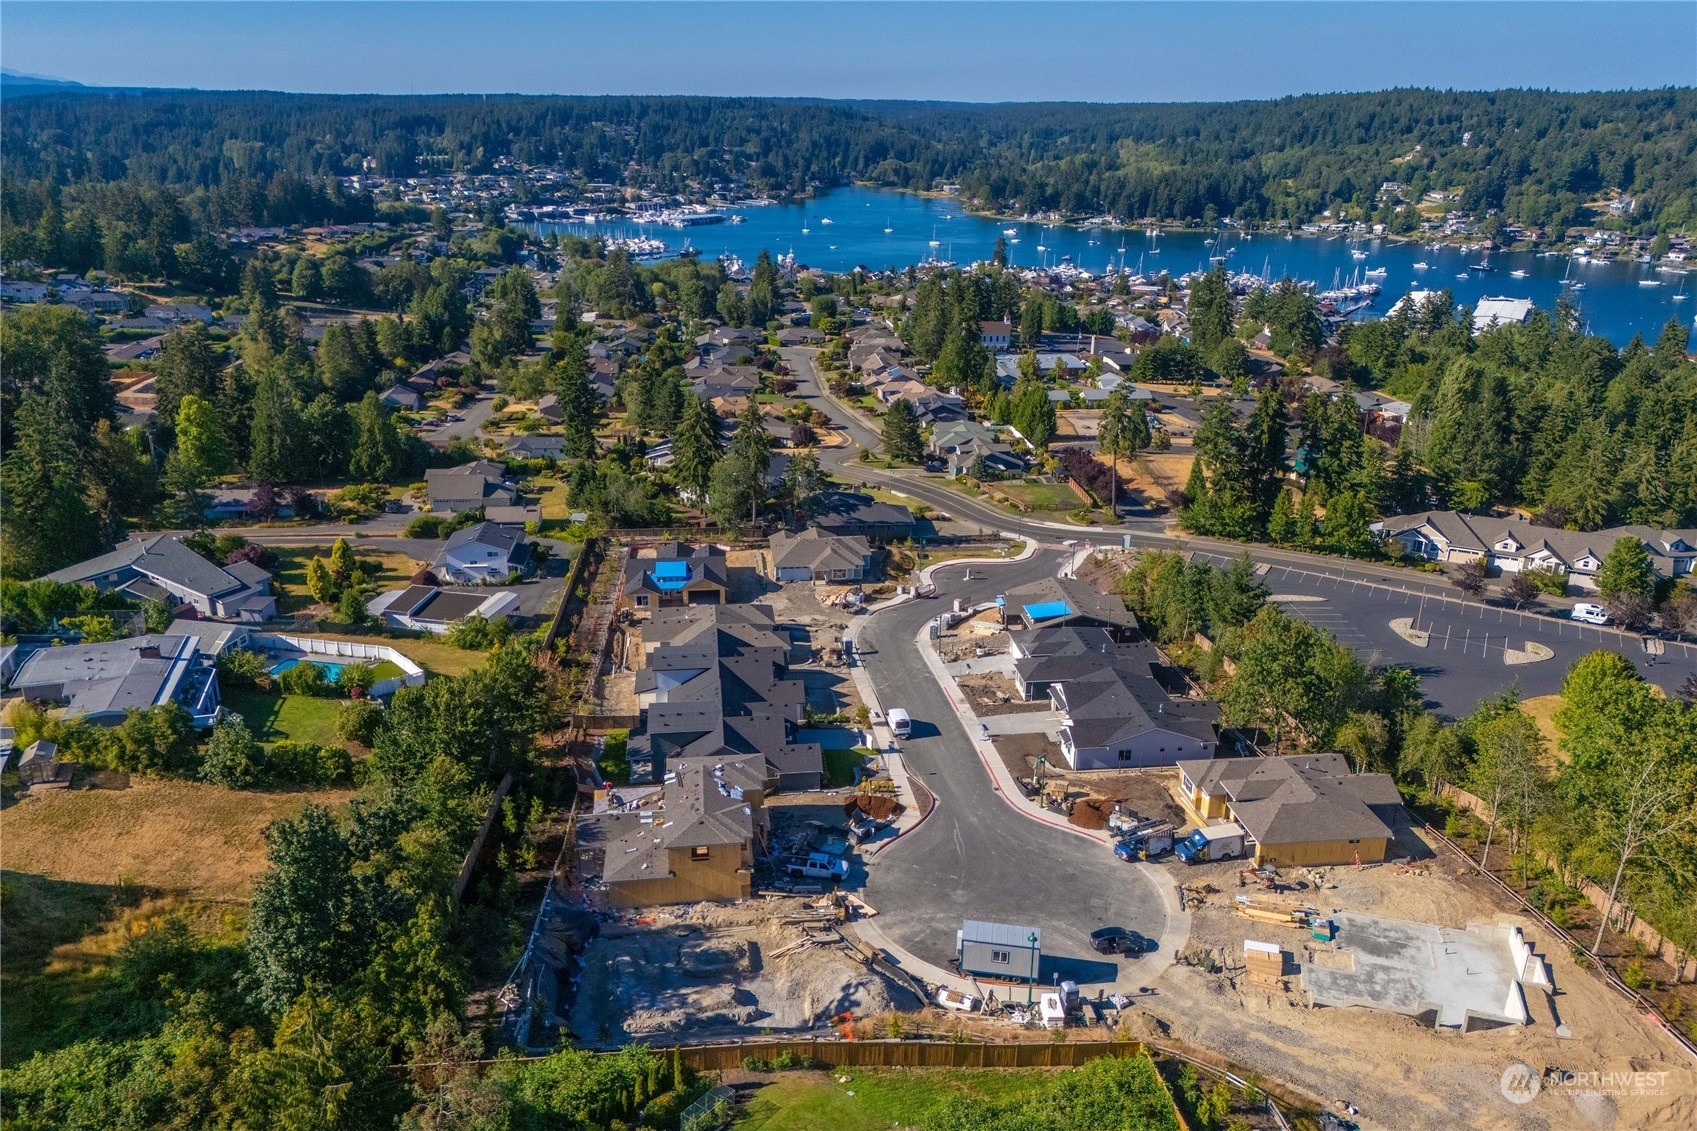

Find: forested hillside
[3,88,1694,233]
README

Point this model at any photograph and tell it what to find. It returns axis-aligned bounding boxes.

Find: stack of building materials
[1243,940,1287,990]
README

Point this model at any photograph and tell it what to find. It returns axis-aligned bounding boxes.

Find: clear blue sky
[4,1,1693,101]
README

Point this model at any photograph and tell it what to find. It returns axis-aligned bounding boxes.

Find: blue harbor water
[527,185,1692,349]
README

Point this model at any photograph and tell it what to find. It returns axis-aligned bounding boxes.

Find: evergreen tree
[1188,265,1233,355]
[1098,388,1150,515]
[549,333,599,459]
[248,373,302,483]
[671,393,722,503]
[1268,488,1300,544]
[348,392,404,482]
[1243,387,1290,530]
[1595,537,1655,600]
[730,400,771,476]
[881,398,924,463]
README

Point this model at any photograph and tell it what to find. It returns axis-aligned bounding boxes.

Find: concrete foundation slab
[1303,912,1547,1029]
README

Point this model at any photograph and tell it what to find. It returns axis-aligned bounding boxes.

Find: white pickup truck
[783,853,850,883]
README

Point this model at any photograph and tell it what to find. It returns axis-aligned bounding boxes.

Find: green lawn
[731,1068,1053,1131]
[821,747,870,789]
[287,632,485,678]
[269,546,427,613]
[997,480,1083,512]
[223,687,343,746]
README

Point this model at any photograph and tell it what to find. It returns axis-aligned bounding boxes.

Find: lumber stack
[1243,940,1286,990]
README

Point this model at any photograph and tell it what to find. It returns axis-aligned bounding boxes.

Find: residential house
[1176,753,1403,867]
[6,634,223,727]
[630,608,822,790]
[583,754,771,906]
[203,486,297,523]
[813,492,916,542]
[929,420,1026,478]
[776,326,826,346]
[1002,576,1140,636]
[769,528,875,583]
[503,434,567,460]
[622,543,731,610]
[426,461,516,513]
[1009,626,1216,770]
[145,303,214,325]
[1471,296,1536,333]
[979,321,1013,351]
[45,534,276,621]
[382,385,425,411]
[1380,511,1697,590]
[633,604,794,668]
[366,585,520,633]
[435,522,533,584]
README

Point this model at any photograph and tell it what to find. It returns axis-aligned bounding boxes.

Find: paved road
[855,551,1172,990]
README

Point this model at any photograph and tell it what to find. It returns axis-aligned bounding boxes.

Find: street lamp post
[1026,931,1039,1006]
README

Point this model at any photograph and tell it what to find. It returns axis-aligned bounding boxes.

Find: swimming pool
[269,657,346,681]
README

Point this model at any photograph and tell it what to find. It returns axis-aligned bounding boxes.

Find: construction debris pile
[568,896,921,1043]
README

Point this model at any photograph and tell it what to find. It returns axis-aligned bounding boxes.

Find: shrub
[406,514,449,539]
[334,587,370,625]
[1622,957,1651,991]
[739,1056,772,1072]
[268,740,353,786]
[335,699,385,746]
[410,568,440,586]
[445,615,513,650]
[217,647,270,687]
[199,716,266,789]
[491,395,509,411]
[277,660,332,697]
[335,662,377,696]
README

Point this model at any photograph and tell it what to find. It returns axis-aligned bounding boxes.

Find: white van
[1570,603,1609,625]
[887,708,912,739]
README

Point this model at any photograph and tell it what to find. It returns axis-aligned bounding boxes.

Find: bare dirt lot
[569,896,923,1044]
[1136,841,1697,1131]
[956,672,1049,716]
[0,777,351,901]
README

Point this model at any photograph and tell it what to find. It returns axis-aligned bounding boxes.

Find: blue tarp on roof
[1022,601,1073,621]
[651,560,692,590]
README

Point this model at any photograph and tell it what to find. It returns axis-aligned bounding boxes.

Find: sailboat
[1674,276,1688,302]
[883,219,893,233]
[928,226,941,248]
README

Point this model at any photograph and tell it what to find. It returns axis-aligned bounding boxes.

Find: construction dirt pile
[845,794,902,822]
[569,897,916,1044]
[1146,842,1697,1131]
[1069,796,1118,831]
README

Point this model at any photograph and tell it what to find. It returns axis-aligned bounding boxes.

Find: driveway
[425,389,498,447]
[855,552,1174,991]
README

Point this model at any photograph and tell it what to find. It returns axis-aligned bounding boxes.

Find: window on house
[635,595,649,607]
[1347,839,1360,845]
[690,846,710,861]
[989,949,1011,964]
[1118,751,1132,762]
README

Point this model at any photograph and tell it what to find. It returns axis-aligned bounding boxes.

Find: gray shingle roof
[45,534,251,599]
[1175,754,1400,846]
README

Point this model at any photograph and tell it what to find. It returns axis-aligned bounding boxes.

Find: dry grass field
[0,777,352,902]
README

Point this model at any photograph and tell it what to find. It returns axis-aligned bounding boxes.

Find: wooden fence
[653,1038,1145,1072]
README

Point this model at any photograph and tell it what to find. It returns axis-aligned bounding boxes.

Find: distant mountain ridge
[0,69,90,94]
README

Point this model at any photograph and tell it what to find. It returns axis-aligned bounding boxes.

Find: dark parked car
[1090,927,1153,955]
